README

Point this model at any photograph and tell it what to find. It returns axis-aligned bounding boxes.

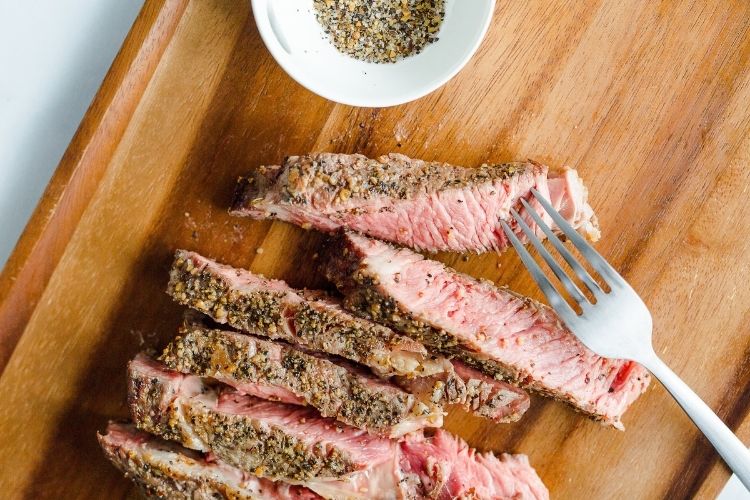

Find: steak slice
[230,152,599,253]
[159,324,443,437]
[99,423,547,500]
[98,422,320,499]
[128,354,396,481]
[168,249,452,379]
[305,429,548,500]
[167,269,529,425]
[396,359,530,423]
[399,429,549,500]
[325,232,651,429]
[454,360,531,423]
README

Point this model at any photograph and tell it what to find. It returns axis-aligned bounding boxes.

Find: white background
[0,1,746,498]
[0,0,143,266]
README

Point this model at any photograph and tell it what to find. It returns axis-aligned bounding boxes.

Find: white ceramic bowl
[251,0,495,107]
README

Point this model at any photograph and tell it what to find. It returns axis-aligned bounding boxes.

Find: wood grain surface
[1,0,750,498]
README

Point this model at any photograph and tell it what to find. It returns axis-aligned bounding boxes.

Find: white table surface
[0,0,143,266]
[0,1,746,498]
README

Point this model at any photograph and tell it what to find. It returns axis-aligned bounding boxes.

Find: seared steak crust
[128,355,383,480]
[168,257,527,425]
[99,423,548,500]
[159,325,442,437]
[186,401,352,481]
[325,232,650,428]
[230,152,599,254]
[168,250,450,379]
[324,235,464,352]
[98,423,319,499]
[232,154,526,206]
[396,360,530,424]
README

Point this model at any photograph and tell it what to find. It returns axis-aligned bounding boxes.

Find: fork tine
[509,208,590,306]
[530,187,623,286]
[519,198,603,296]
[500,220,578,320]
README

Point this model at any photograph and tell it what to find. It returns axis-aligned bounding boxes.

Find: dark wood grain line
[348,109,382,152]
[615,15,750,283]
[662,318,750,498]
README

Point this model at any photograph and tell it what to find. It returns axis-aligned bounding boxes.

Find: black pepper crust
[323,233,643,426]
[230,153,530,212]
[167,250,445,379]
[312,0,446,64]
[127,367,180,441]
[159,326,439,436]
[397,369,528,424]
[98,428,251,500]
[128,364,357,481]
[184,402,353,480]
[230,165,282,219]
[394,371,464,407]
[323,234,527,366]
[168,250,286,337]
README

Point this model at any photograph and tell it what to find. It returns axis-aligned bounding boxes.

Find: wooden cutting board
[2,0,750,497]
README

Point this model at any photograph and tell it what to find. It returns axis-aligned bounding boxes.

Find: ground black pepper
[166,250,449,379]
[159,325,441,435]
[313,0,445,63]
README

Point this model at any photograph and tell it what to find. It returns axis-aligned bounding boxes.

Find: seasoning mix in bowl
[313,0,445,63]
[251,0,494,107]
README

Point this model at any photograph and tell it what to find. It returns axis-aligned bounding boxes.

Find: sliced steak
[325,232,651,429]
[230,152,599,253]
[100,423,546,500]
[168,249,452,379]
[159,324,443,437]
[98,422,320,499]
[128,354,396,481]
[399,429,549,500]
[394,370,466,407]
[396,359,530,424]
[306,429,548,500]
[454,360,531,423]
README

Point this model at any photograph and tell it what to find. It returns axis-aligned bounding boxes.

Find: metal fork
[501,188,750,489]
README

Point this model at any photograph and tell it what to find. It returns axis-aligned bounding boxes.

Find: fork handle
[643,353,750,490]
